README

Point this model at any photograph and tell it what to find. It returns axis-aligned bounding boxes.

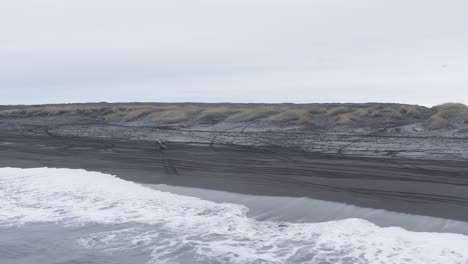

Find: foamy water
[1,167,468,264]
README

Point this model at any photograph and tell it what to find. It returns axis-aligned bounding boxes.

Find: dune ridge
[1,102,467,129]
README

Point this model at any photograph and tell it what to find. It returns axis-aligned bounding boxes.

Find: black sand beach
[1,123,467,223]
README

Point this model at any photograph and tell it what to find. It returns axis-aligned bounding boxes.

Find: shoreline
[147,184,468,235]
[1,127,467,223]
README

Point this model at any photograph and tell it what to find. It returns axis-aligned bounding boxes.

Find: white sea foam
[1,167,468,264]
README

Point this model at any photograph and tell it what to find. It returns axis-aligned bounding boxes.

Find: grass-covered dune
[1,102,467,129]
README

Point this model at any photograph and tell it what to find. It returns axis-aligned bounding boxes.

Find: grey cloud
[0,0,467,105]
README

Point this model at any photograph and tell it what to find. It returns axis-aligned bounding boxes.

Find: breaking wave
[1,167,468,264]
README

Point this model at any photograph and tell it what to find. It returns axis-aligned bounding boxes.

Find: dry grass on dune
[427,103,468,129]
[432,103,468,117]
[398,105,423,118]
[265,109,316,126]
[427,114,449,129]
[364,105,413,119]
[146,107,202,124]
[335,113,355,125]
[5,103,463,128]
[225,108,279,123]
[103,106,153,122]
[196,107,242,124]
[103,106,203,124]
[326,107,355,116]
[307,107,327,114]
[0,106,105,117]
[330,104,424,126]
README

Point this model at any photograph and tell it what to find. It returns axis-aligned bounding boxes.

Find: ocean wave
[1,167,468,264]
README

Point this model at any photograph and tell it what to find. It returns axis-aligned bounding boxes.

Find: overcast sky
[1,0,467,105]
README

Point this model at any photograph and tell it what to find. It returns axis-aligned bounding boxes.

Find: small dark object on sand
[157,140,167,150]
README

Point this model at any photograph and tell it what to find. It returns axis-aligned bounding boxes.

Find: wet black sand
[1,126,468,222]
